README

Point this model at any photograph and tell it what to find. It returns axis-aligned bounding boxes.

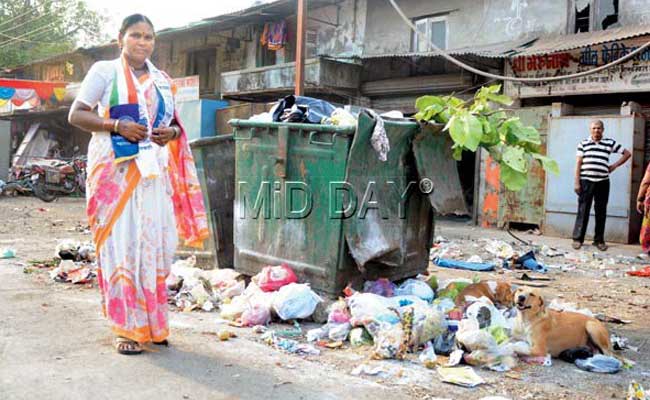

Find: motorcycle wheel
[33,181,57,202]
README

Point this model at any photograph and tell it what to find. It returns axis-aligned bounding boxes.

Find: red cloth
[0,79,66,100]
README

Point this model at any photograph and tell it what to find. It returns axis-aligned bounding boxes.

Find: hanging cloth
[0,87,16,100]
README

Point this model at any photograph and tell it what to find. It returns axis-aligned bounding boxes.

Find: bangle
[113,119,120,133]
[173,126,180,139]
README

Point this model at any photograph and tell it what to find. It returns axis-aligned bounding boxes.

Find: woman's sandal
[115,337,143,355]
[153,339,169,347]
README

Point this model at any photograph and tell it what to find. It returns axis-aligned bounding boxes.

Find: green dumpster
[230,112,433,297]
[189,134,235,268]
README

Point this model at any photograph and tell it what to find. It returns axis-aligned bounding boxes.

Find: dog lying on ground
[513,287,613,358]
[455,280,515,308]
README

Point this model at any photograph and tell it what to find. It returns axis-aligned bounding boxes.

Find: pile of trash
[49,239,96,284]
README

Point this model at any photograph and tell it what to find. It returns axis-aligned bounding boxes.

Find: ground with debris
[1,196,649,399]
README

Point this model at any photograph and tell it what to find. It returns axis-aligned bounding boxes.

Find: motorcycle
[29,155,87,202]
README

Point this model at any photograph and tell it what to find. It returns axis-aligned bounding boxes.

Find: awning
[513,25,650,56]
[0,79,67,105]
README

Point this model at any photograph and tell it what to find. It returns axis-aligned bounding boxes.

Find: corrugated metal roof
[354,38,537,60]
[515,24,650,56]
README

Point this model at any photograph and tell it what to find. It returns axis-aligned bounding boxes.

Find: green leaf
[486,93,514,106]
[500,163,528,191]
[533,153,560,175]
[502,145,529,173]
[452,145,463,161]
[480,118,500,146]
[415,96,445,112]
[447,111,483,152]
[424,103,445,120]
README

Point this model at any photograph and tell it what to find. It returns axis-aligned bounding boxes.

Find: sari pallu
[641,194,650,254]
[86,56,208,343]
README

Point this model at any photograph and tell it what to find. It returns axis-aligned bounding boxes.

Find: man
[572,120,631,251]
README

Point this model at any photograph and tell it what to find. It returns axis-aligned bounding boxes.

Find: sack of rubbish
[255,263,298,292]
[575,355,622,374]
[272,283,322,320]
[329,322,352,342]
[220,295,248,321]
[347,292,400,327]
[327,299,351,324]
[394,278,434,303]
[363,278,396,297]
[349,327,373,347]
[410,306,446,347]
[372,322,405,359]
[241,302,272,327]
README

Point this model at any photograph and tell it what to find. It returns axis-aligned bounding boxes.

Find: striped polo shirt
[576,137,623,182]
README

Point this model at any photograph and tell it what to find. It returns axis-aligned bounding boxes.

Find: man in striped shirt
[572,120,631,250]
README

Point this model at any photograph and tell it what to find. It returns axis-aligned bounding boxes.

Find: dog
[513,287,613,358]
[455,280,515,308]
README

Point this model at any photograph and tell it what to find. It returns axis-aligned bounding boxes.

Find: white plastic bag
[394,279,434,302]
[272,283,322,320]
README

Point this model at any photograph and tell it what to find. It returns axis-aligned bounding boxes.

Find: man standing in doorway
[572,120,631,251]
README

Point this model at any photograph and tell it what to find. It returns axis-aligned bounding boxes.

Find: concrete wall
[619,0,650,25]
[364,0,570,55]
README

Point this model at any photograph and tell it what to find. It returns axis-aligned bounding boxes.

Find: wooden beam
[295,0,307,96]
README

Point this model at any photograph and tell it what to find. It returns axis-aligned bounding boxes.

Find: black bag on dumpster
[272,95,336,124]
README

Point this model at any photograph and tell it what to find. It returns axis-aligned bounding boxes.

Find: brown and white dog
[455,280,515,308]
[513,287,613,358]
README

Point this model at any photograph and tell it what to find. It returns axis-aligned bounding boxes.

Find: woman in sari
[637,164,650,253]
[69,14,208,354]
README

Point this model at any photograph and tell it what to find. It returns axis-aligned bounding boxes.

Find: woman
[69,14,208,354]
[638,164,650,253]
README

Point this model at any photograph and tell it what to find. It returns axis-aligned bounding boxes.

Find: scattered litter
[540,245,564,257]
[627,382,647,400]
[363,278,396,297]
[261,331,320,356]
[575,355,622,374]
[1,248,16,259]
[485,240,515,259]
[419,342,437,368]
[627,266,650,277]
[514,251,547,273]
[435,258,495,272]
[349,327,373,347]
[394,278,434,302]
[351,364,386,377]
[612,335,639,352]
[467,255,483,263]
[50,259,94,284]
[437,366,485,388]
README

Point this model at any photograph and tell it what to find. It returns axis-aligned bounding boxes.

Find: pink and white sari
[82,56,208,343]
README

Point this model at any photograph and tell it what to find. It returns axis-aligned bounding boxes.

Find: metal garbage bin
[229,112,433,297]
[189,134,235,269]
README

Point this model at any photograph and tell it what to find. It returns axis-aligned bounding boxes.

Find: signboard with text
[172,75,200,103]
[505,36,650,98]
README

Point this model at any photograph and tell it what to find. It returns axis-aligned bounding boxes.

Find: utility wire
[0,24,56,48]
[0,7,39,30]
[388,0,650,83]
[0,9,54,36]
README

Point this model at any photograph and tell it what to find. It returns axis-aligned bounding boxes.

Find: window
[574,0,619,33]
[412,16,447,53]
[306,29,319,58]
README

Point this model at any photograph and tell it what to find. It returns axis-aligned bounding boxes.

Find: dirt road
[0,196,648,399]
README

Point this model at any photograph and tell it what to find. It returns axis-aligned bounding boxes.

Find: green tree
[0,0,106,68]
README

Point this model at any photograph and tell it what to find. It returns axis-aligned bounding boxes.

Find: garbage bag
[272,95,336,124]
[327,299,351,324]
[272,283,322,320]
[372,322,405,359]
[575,355,622,374]
[363,278,396,297]
[394,279,435,303]
[349,327,373,347]
[241,302,272,327]
[255,263,298,292]
[347,292,400,327]
[410,307,446,348]
[434,331,457,356]
[220,296,248,321]
[328,322,352,342]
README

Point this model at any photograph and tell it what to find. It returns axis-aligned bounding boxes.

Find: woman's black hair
[119,14,154,36]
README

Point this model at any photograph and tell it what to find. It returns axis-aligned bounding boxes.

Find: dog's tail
[586,320,613,356]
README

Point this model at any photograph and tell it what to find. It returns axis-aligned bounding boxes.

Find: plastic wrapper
[410,306,446,348]
[272,283,322,320]
[347,292,399,328]
[327,299,351,324]
[328,322,352,342]
[419,342,437,368]
[220,296,248,321]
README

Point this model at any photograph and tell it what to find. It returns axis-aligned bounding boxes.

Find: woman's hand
[151,126,178,146]
[638,200,645,214]
[118,120,148,143]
